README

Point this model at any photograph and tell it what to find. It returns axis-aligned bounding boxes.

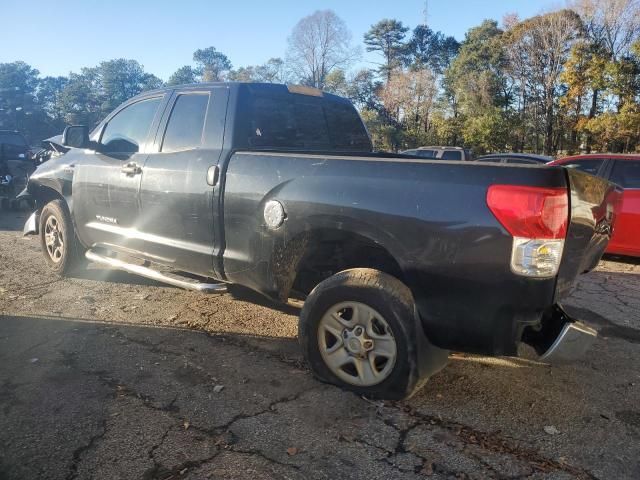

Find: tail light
[487,185,569,278]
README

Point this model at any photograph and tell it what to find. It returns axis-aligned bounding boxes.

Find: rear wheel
[299,268,428,400]
[39,200,85,276]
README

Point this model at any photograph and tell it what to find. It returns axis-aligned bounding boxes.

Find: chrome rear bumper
[524,304,597,364]
[539,320,597,363]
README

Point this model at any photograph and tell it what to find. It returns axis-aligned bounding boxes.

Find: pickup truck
[21,83,621,399]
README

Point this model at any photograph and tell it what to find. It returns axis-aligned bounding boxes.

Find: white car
[401,146,473,161]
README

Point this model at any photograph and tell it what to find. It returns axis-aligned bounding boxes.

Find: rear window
[239,91,371,152]
[441,150,462,160]
[0,132,27,146]
[564,159,604,175]
[609,160,640,189]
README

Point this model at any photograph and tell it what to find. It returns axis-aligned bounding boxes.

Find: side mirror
[61,125,90,149]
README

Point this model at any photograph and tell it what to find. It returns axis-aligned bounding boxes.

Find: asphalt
[1,209,639,479]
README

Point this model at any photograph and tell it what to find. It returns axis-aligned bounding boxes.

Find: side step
[85,250,227,293]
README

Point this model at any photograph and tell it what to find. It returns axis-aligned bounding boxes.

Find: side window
[417,150,436,158]
[441,150,462,160]
[609,161,640,188]
[565,159,604,175]
[161,93,210,152]
[100,97,162,153]
[478,157,503,163]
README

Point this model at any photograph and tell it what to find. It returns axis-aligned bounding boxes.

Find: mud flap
[409,306,450,397]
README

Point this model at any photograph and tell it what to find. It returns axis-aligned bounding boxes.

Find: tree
[56,72,102,126]
[380,69,438,147]
[406,25,460,75]
[227,58,288,83]
[36,76,68,121]
[57,59,161,126]
[444,21,510,150]
[571,0,640,150]
[96,59,163,113]
[345,69,381,111]
[287,10,357,89]
[323,69,349,96]
[193,47,232,82]
[364,19,409,82]
[506,11,583,154]
[0,62,40,131]
[167,66,199,85]
[572,0,640,60]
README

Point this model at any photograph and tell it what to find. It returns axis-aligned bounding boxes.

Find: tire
[39,200,86,276]
[299,268,431,400]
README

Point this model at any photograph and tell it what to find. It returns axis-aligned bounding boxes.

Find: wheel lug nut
[354,327,363,336]
[364,341,373,349]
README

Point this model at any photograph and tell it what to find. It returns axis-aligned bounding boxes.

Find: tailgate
[555,168,622,299]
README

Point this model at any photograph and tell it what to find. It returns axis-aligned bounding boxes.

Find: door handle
[121,163,141,175]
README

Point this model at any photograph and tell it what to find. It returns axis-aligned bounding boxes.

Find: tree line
[1,0,638,155]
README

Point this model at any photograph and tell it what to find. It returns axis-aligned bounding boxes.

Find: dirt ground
[1,209,639,480]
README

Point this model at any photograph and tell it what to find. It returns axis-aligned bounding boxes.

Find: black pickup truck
[21,83,621,399]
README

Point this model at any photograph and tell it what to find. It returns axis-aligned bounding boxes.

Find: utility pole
[423,0,429,26]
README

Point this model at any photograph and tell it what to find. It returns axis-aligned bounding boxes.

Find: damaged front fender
[23,211,38,236]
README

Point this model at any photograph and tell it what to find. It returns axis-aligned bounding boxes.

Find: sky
[1,0,561,81]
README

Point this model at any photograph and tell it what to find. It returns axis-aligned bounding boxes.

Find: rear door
[73,95,166,251]
[607,159,640,255]
[137,87,229,277]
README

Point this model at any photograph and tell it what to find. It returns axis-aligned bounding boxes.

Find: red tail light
[487,185,568,240]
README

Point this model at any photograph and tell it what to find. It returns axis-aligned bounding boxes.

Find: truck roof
[133,82,354,105]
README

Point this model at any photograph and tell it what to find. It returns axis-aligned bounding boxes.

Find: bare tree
[380,69,437,131]
[571,0,640,59]
[286,10,358,89]
[505,10,583,154]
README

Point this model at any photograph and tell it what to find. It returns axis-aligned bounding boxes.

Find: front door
[607,159,640,256]
[137,88,228,277]
[73,96,165,252]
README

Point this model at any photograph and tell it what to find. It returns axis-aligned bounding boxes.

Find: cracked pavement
[1,210,639,479]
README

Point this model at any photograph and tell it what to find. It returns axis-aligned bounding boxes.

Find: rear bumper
[538,318,597,363]
[525,304,597,364]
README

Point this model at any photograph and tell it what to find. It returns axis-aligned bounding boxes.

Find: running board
[85,250,227,293]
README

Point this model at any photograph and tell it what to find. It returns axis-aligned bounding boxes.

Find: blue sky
[1,0,558,80]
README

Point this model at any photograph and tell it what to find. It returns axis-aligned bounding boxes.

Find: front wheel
[39,200,86,276]
[299,268,434,400]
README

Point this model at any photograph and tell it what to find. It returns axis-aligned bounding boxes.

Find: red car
[548,154,640,257]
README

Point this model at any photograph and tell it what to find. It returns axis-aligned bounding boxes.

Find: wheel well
[291,229,404,297]
[33,186,65,210]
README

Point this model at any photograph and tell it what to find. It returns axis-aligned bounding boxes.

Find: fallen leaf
[29,358,39,363]
[543,425,560,435]
[286,447,298,456]
[183,421,190,430]
[213,385,224,393]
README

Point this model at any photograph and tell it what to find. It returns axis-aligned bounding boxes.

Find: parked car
[401,146,473,161]
[548,154,639,257]
[0,130,35,209]
[475,153,553,165]
[21,83,620,399]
